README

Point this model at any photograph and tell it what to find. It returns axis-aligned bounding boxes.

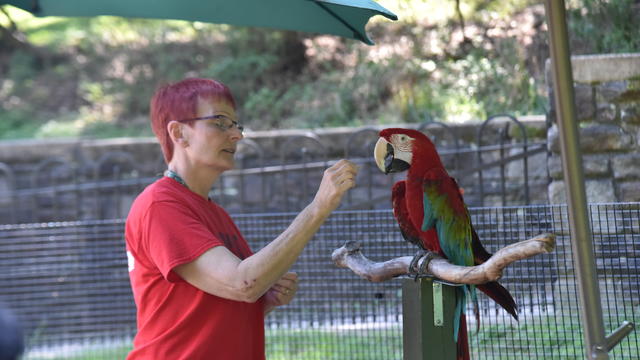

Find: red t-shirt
[125,177,265,360]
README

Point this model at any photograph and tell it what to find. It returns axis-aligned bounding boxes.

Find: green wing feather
[420,167,478,341]
[420,168,473,267]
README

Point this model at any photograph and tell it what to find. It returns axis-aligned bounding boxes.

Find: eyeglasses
[174,114,244,133]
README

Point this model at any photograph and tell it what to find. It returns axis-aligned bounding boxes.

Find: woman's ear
[167,121,189,147]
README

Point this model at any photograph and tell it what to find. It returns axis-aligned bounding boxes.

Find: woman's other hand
[264,272,298,314]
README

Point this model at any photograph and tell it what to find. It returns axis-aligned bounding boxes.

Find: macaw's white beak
[374,137,389,174]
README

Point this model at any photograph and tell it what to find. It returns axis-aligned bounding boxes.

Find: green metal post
[403,278,457,360]
[543,1,609,358]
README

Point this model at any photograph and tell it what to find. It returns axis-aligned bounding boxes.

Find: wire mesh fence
[0,203,638,359]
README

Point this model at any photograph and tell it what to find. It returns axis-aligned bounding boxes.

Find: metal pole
[543,1,608,359]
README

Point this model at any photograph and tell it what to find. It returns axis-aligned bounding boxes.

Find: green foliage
[274,60,398,129]
[465,40,548,119]
[568,0,640,54]
[1,0,638,139]
[203,53,280,107]
[34,118,81,138]
[0,108,42,139]
[7,50,38,85]
[80,118,153,138]
[393,43,548,123]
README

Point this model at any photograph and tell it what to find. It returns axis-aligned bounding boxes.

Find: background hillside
[1,0,639,139]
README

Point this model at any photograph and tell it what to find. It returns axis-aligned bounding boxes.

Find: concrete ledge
[546,53,640,84]
[571,53,640,83]
[0,138,160,163]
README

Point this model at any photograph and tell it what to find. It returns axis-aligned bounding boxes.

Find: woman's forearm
[237,201,329,300]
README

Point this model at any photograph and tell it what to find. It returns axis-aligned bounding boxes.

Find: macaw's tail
[477,281,519,321]
[457,314,470,360]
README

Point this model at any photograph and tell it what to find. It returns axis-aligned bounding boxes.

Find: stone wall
[0,119,546,173]
[546,53,640,311]
[0,118,548,223]
[547,53,640,204]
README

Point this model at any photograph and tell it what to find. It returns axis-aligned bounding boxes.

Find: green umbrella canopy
[2,0,397,45]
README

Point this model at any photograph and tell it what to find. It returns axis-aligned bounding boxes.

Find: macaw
[374,128,518,360]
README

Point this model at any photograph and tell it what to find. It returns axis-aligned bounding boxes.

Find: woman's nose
[229,127,243,140]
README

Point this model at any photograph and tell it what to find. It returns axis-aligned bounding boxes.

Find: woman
[125,78,358,359]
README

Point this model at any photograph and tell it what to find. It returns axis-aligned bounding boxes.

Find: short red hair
[150,78,236,163]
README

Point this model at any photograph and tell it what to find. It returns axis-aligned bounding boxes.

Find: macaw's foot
[408,250,426,281]
[418,252,437,275]
[408,251,439,281]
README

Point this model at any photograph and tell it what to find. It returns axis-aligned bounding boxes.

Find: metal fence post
[403,278,457,360]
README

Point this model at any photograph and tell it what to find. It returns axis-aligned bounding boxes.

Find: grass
[23,315,639,359]
[266,328,402,360]
[469,313,639,359]
[24,344,131,360]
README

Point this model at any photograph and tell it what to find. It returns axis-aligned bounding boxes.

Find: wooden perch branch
[331,233,556,284]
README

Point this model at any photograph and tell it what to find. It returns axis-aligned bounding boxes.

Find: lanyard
[164,169,189,189]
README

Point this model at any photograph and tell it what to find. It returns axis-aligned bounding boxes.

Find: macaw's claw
[408,250,426,281]
[418,252,437,275]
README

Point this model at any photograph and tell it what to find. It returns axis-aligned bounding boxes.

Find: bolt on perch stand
[332,233,557,360]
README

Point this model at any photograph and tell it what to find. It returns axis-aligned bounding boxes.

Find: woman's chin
[209,160,235,172]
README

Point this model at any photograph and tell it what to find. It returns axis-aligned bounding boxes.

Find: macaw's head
[374,128,442,174]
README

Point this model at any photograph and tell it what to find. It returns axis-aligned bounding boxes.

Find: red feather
[457,314,470,360]
[392,181,441,254]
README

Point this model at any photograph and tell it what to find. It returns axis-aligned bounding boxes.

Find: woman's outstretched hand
[313,160,359,213]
